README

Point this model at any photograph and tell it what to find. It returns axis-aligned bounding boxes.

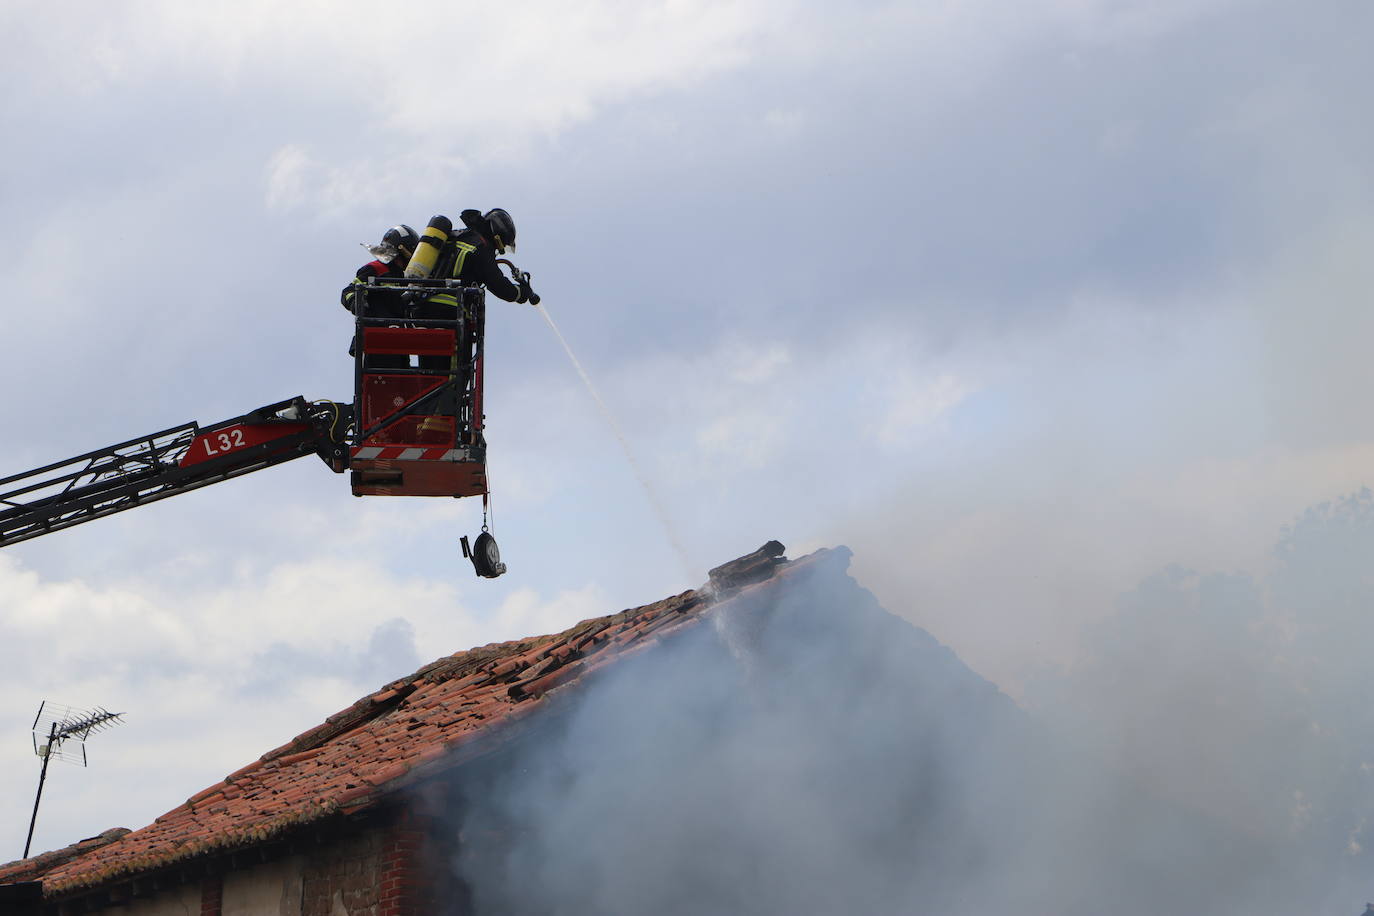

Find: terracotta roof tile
[0,829,131,886]
[5,542,842,898]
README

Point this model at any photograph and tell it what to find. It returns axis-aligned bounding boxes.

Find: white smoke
[401,502,1374,914]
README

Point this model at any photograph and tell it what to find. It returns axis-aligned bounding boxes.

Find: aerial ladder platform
[0,279,510,577]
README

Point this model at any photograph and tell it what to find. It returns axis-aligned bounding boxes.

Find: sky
[1,0,1373,888]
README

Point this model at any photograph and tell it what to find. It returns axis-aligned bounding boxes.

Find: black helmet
[483,209,516,253]
[382,224,419,258]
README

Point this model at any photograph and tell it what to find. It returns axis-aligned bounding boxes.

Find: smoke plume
[393,530,1353,914]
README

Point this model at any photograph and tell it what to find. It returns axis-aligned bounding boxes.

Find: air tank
[404,215,453,278]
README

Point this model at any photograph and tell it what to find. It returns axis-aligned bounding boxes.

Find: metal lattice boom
[0,398,347,548]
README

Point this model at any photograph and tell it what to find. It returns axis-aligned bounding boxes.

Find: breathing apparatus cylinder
[403,215,453,278]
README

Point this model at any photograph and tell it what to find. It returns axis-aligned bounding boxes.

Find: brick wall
[300,828,383,916]
[373,802,467,916]
[378,811,423,916]
[200,875,222,916]
[297,807,457,916]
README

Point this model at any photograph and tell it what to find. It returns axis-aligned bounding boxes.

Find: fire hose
[496,258,540,305]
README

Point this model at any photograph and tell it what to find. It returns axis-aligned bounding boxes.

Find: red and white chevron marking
[350,447,474,461]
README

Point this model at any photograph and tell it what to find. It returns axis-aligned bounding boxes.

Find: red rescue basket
[349,281,489,499]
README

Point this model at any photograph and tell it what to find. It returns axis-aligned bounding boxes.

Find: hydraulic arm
[0,397,348,548]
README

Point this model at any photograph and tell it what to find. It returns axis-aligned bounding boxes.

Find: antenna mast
[23,702,124,859]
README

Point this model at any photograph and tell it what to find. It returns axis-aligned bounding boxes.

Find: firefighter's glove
[518,272,535,306]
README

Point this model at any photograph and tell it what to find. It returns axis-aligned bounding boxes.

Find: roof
[1,541,822,897]
[0,830,129,888]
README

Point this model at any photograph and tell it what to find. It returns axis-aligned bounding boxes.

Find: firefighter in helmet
[420,208,528,309]
[342,224,419,315]
[413,208,531,370]
[341,224,419,369]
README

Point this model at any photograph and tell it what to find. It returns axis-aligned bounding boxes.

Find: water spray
[497,262,694,580]
[536,303,695,580]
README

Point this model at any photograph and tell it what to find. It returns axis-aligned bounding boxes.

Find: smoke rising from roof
[443,553,1034,914]
[417,535,1374,914]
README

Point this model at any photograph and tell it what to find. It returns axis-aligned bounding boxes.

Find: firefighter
[342,224,419,369]
[426,208,528,307]
[342,224,419,315]
[414,208,531,371]
[457,207,529,301]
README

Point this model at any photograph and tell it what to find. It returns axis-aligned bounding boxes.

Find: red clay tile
[516,662,585,699]
[225,759,265,781]
[274,747,327,768]
[185,786,223,807]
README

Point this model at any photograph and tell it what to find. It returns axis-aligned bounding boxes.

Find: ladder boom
[0,397,347,548]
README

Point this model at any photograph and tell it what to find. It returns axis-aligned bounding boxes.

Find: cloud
[264,143,474,219]
[487,583,609,645]
[264,144,312,212]
[875,371,972,443]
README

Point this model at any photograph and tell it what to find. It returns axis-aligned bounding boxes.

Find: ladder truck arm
[0,397,349,549]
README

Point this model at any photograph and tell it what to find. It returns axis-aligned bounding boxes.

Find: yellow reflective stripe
[450,240,476,278]
[427,294,459,307]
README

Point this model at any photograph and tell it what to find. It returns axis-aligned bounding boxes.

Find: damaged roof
[1,541,821,896]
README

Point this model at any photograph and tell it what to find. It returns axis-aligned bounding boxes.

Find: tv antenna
[23,701,124,859]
